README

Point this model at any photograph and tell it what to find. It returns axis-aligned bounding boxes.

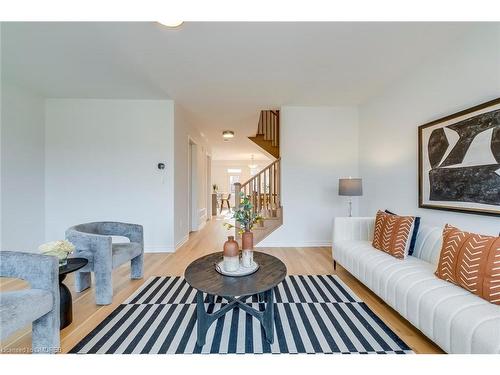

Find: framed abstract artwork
[418,98,500,216]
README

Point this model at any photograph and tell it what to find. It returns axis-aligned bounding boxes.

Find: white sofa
[332,217,500,354]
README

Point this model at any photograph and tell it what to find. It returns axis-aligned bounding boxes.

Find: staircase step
[251,226,267,231]
[253,214,283,245]
[262,216,281,221]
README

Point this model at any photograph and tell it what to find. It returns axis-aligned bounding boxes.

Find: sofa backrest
[332,217,444,266]
[411,224,443,265]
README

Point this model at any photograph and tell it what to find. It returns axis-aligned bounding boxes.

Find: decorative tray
[215,260,260,277]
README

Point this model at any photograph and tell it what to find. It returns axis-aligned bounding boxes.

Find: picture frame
[418,98,500,216]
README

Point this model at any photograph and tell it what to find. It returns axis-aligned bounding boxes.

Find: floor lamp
[338,178,363,217]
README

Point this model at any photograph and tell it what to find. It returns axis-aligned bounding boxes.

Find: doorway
[188,138,198,232]
[206,154,212,218]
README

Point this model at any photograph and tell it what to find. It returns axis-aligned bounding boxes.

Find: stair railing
[257,110,280,148]
[233,158,281,236]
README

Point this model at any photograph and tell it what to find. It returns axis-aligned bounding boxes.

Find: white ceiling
[1,22,480,160]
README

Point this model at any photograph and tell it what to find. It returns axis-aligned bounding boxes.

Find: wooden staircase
[234,110,282,245]
[248,110,280,159]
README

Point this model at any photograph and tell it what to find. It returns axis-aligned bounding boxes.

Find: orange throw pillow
[435,224,500,305]
[372,210,415,259]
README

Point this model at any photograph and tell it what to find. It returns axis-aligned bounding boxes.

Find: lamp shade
[338,178,363,196]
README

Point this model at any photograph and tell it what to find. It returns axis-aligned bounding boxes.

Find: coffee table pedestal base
[59,274,73,329]
[195,289,274,347]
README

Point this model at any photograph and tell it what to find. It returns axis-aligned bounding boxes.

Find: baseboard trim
[143,234,189,253]
[175,234,189,250]
[197,220,207,231]
[144,245,176,253]
[145,239,332,252]
[256,241,332,248]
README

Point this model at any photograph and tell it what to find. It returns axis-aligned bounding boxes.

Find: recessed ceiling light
[222,130,235,139]
[157,21,184,28]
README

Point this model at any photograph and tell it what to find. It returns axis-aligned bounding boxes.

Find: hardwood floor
[0,213,443,354]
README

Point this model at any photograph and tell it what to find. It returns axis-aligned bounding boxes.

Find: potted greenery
[224,192,262,267]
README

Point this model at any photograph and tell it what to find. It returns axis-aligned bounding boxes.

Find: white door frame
[206,153,212,220]
[188,137,198,232]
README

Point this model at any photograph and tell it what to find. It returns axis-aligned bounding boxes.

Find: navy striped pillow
[384,210,420,256]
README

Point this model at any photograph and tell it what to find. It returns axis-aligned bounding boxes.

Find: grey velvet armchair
[65,222,144,305]
[0,251,60,354]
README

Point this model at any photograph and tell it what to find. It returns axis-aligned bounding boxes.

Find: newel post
[234,182,242,238]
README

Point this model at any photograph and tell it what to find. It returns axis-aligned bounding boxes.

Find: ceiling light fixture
[248,154,258,169]
[222,130,235,139]
[157,20,184,28]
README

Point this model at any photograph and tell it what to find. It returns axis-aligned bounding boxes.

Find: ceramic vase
[242,230,253,250]
[241,231,254,268]
[223,236,240,272]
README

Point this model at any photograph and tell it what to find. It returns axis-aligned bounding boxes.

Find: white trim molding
[198,208,207,231]
[197,221,207,231]
[144,245,176,253]
[256,241,332,248]
[175,234,189,250]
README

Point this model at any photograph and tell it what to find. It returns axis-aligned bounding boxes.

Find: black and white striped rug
[70,275,413,354]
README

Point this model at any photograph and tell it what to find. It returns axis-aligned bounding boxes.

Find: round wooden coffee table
[185,251,287,346]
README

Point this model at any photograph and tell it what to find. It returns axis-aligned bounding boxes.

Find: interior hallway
[0,216,441,354]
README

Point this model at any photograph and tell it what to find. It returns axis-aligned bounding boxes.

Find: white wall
[174,104,211,247]
[1,81,46,251]
[260,106,359,247]
[45,99,176,251]
[359,24,500,235]
[196,142,209,227]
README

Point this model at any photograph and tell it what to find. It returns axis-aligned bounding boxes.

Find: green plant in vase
[224,192,263,267]
[224,192,262,233]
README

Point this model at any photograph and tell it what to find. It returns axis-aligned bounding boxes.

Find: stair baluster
[233,158,281,240]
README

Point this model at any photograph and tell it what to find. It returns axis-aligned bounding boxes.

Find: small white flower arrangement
[39,240,75,265]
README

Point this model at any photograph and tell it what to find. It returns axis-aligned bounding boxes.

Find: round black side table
[185,251,287,347]
[59,257,88,329]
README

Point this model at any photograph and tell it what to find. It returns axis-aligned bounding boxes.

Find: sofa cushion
[435,224,500,305]
[385,209,421,256]
[112,242,142,269]
[0,289,53,340]
[411,225,443,265]
[334,240,500,353]
[372,210,415,259]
